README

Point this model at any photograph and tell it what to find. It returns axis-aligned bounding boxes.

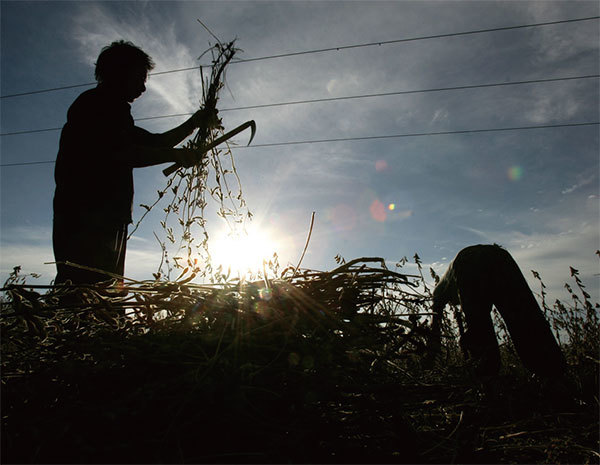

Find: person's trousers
[53,217,127,286]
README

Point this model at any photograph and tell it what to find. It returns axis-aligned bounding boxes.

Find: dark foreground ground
[2,261,598,464]
[2,327,598,464]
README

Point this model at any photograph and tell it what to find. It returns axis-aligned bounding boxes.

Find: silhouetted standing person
[53,40,216,286]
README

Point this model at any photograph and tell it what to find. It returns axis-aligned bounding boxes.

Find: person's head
[95,40,155,102]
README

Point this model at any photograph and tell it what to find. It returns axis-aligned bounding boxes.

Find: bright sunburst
[209,226,280,279]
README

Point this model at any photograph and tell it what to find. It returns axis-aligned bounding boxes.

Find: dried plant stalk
[130,40,251,284]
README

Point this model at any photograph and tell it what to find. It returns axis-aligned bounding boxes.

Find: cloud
[414,188,600,306]
[527,3,600,67]
[0,244,55,284]
[124,246,164,281]
[389,223,599,311]
[0,225,52,243]
[0,227,171,285]
[455,225,491,241]
[523,86,583,125]
[326,74,361,95]
[447,221,599,305]
[507,225,599,305]
[431,108,449,124]
[561,173,597,195]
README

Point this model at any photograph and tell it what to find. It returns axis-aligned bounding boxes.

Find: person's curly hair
[95,40,155,83]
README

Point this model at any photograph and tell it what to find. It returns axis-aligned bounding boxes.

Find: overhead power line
[231,16,600,64]
[1,121,597,168]
[242,122,600,149]
[1,15,597,99]
[1,127,62,137]
[2,74,597,137]
[218,74,600,111]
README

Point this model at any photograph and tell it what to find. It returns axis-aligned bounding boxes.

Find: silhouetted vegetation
[1,253,598,464]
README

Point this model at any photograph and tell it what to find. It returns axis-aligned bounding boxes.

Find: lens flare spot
[328,204,357,231]
[370,199,387,222]
[508,165,523,181]
[375,160,388,172]
[258,287,272,301]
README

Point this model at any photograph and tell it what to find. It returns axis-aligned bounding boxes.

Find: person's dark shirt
[54,85,136,225]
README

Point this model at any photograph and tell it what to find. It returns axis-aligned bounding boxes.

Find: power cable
[218,74,600,112]
[230,16,600,65]
[242,122,600,149]
[1,15,597,99]
[2,74,597,136]
[1,121,597,167]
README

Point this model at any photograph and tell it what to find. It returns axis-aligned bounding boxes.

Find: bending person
[432,244,566,379]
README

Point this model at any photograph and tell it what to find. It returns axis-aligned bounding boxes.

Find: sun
[209,226,280,279]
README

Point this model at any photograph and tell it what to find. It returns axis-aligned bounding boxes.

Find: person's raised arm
[134,108,220,148]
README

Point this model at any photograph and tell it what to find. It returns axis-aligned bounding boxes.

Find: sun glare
[210,227,280,279]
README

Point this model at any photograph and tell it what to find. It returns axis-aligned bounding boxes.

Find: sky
[1,0,598,306]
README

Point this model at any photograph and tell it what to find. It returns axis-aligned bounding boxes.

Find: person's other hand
[173,148,200,168]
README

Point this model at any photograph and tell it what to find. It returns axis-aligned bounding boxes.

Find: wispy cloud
[507,224,599,305]
[561,173,597,194]
[523,86,583,124]
[448,219,598,304]
[527,2,600,67]
[0,226,169,285]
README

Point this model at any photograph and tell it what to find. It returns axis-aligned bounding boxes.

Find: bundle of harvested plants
[130,38,253,284]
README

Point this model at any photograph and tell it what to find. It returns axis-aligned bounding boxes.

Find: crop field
[1,254,598,464]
